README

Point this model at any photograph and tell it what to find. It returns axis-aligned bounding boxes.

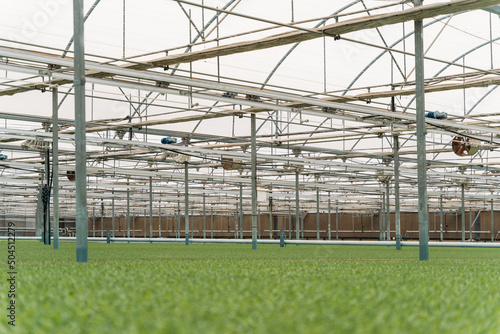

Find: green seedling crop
[1,242,499,334]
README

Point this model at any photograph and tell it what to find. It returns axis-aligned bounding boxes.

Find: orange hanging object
[452,136,479,157]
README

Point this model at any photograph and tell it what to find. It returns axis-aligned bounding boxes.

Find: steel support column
[295,171,300,241]
[380,193,385,241]
[52,86,59,250]
[203,188,206,239]
[492,199,495,243]
[127,183,130,239]
[336,200,339,240]
[239,184,243,239]
[184,162,189,245]
[316,188,320,240]
[74,0,88,262]
[386,181,390,241]
[149,176,153,239]
[414,0,429,260]
[462,183,465,242]
[251,113,257,249]
[112,192,115,238]
[394,135,401,250]
[440,194,444,242]
[158,204,162,238]
[328,196,331,241]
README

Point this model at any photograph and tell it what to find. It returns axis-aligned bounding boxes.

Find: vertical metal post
[92,207,95,238]
[210,205,213,239]
[386,181,390,241]
[335,200,339,240]
[100,201,104,238]
[239,184,243,239]
[280,228,285,247]
[52,86,59,249]
[440,194,443,242]
[295,171,300,241]
[158,204,161,238]
[414,0,429,261]
[203,189,206,239]
[316,188,320,240]
[394,135,401,250]
[149,176,153,239]
[269,194,273,240]
[127,182,130,239]
[74,0,88,262]
[184,162,189,245]
[112,193,115,238]
[461,183,465,242]
[251,114,257,249]
[328,196,331,241]
[106,228,110,244]
[380,193,385,241]
[492,199,494,243]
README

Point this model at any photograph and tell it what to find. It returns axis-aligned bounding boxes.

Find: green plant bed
[1,241,499,333]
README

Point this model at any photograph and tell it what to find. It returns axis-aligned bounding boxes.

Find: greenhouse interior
[1,0,500,262]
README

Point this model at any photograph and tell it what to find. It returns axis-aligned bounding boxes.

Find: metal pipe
[440,194,443,242]
[316,188,320,240]
[328,196,331,241]
[492,199,494,243]
[295,171,300,241]
[336,200,339,240]
[158,203,161,238]
[462,183,465,242]
[74,0,88,263]
[112,192,115,238]
[149,176,153,239]
[101,200,104,238]
[394,135,401,250]
[52,86,59,250]
[380,193,385,241]
[239,184,243,239]
[386,181,390,241]
[184,161,189,245]
[127,181,130,239]
[415,0,429,261]
[251,113,257,249]
[269,191,272,240]
[203,188,206,239]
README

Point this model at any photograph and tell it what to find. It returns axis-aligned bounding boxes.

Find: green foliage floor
[1,241,499,334]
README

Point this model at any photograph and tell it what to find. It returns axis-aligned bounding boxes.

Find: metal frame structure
[0,0,499,261]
